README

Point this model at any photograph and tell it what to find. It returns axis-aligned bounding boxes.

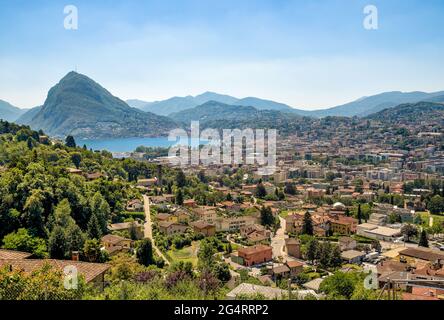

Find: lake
[79,137,204,153]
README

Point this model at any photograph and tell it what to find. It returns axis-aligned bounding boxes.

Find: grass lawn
[418,211,444,227]
[166,241,199,266]
[279,210,290,218]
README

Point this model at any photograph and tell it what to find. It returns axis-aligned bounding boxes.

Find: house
[174,210,191,224]
[192,206,218,224]
[357,223,402,241]
[240,224,271,244]
[286,260,304,277]
[0,259,110,288]
[108,222,144,239]
[85,172,104,181]
[101,234,133,256]
[183,199,197,208]
[214,215,258,232]
[158,221,188,236]
[126,199,143,212]
[66,168,83,175]
[341,250,366,264]
[190,221,216,237]
[271,264,290,281]
[0,249,32,260]
[338,237,357,251]
[285,238,301,259]
[328,215,358,235]
[156,213,177,223]
[137,178,158,187]
[399,247,444,263]
[236,245,273,266]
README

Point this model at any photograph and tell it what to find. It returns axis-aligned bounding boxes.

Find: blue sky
[1,0,444,109]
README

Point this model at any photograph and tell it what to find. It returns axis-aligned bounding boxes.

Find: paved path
[271,216,288,259]
[143,195,170,265]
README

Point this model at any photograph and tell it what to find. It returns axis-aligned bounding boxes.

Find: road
[143,194,170,265]
[271,216,288,259]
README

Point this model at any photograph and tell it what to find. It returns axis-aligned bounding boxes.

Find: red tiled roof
[0,249,32,260]
[0,259,110,283]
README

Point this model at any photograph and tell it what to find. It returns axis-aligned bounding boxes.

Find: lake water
[79,137,204,153]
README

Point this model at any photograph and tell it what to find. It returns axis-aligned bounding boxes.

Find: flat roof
[341,250,366,260]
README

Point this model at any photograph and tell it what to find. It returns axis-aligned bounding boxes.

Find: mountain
[169,101,258,123]
[365,101,444,124]
[21,72,178,139]
[311,91,444,117]
[169,100,305,134]
[0,100,26,122]
[236,97,309,114]
[133,91,309,116]
[126,99,152,109]
[15,106,43,125]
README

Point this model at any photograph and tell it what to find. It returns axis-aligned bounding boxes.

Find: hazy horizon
[1,0,444,110]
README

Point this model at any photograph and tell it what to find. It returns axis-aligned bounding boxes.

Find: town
[1,107,442,300]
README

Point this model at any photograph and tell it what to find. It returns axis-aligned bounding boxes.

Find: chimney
[71,251,80,261]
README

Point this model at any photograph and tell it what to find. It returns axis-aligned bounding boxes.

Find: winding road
[143,194,170,265]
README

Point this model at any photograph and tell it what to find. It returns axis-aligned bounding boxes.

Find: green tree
[176,188,184,206]
[302,211,314,236]
[419,229,429,247]
[401,224,418,242]
[319,271,358,300]
[89,192,110,235]
[428,195,444,215]
[255,183,267,198]
[65,135,76,148]
[176,170,186,188]
[357,204,362,224]
[330,245,343,269]
[87,212,103,239]
[306,238,319,264]
[260,206,274,227]
[198,239,216,271]
[70,153,82,169]
[48,226,68,259]
[136,239,155,267]
[2,228,48,258]
[83,239,107,263]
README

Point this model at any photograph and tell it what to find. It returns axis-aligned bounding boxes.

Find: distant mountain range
[169,100,302,126]
[2,71,443,139]
[127,90,444,118]
[127,92,306,116]
[0,100,27,122]
[17,72,177,139]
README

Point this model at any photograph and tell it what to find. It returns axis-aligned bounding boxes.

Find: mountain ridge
[0,100,27,122]
[20,71,179,139]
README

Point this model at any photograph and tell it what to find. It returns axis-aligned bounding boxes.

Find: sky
[1,0,444,110]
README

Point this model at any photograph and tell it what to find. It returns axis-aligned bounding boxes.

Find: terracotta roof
[273,265,290,274]
[101,234,129,245]
[0,259,110,283]
[402,292,439,301]
[238,245,272,256]
[287,261,304,268]
[0,249,32,260]
[191,221,214,230]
